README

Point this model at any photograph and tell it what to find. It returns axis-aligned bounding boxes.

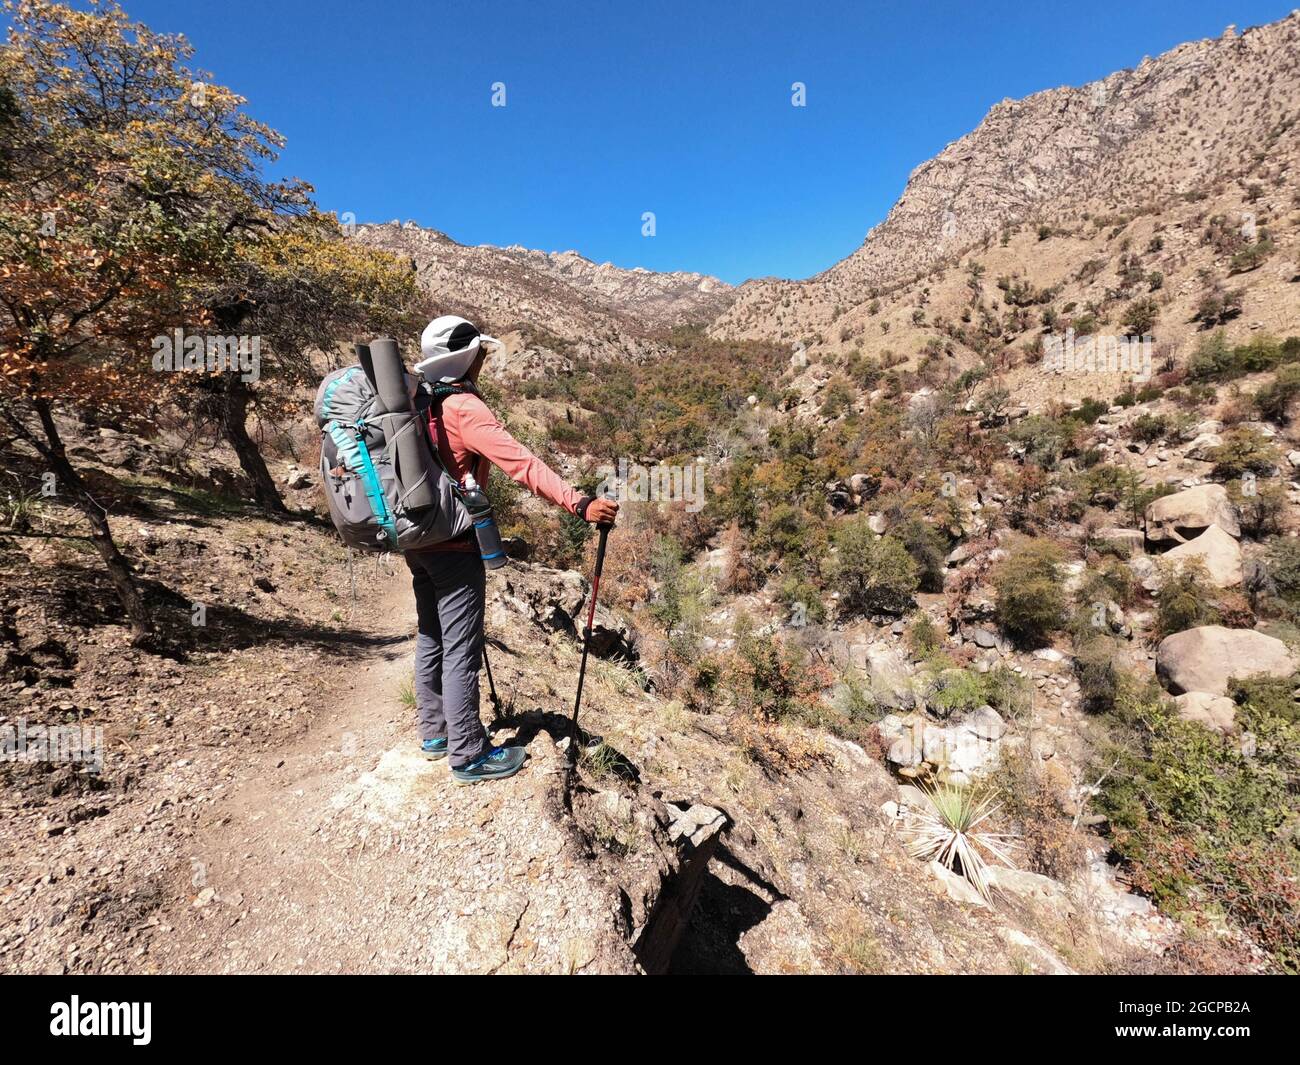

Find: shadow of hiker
[487,705,641,784]
[667,865,774,975]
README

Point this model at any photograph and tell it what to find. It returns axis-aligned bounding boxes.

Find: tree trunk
[30,399,154,640]
[220,373,286,512]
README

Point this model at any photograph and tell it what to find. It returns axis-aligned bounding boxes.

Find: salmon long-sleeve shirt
[420,389,585,552]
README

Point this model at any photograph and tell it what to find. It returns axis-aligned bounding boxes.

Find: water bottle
[461,473,507,569]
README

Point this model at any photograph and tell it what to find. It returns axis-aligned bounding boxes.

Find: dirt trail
[142,571,627,975]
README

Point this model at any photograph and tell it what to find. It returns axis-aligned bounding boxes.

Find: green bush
[1120,297,1160,335]
[1186,330,1234,380]
[1155,559,1220,638]
[906,614,941,658]
[1095,686,1300,972]
[927,666,988,715]
[1227,673,1300,724]
[1128,412,1168,444]
[753,502,826,564]
[1254,363,1300,424]
[775,574,827,625]
[1263,537,1300,607]
[829,521,919,617]
[1010,415,1076,469]
[1073,632,1127,713]
[992,540,1067,648]
[1208,427,1277,480]
[891,515,948,593]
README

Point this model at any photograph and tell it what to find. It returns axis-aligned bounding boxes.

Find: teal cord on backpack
[326,420,398,547]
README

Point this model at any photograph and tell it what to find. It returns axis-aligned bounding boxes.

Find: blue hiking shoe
[421,738,449,761]
[451,745,526,785]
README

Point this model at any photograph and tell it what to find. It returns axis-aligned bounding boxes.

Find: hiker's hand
[586,497,618,525]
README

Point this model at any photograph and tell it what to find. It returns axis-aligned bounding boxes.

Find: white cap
[415,315,498,383]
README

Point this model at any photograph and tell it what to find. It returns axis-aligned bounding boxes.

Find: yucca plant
[903,781,1018,901]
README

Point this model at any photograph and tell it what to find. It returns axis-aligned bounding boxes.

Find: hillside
[713,13,1300,364]
[353,221,736,375]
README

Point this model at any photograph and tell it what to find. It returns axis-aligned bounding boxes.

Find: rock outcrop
[1156,625,1297,696]
[1162,523,1243,587]
[1146,484,1241,546]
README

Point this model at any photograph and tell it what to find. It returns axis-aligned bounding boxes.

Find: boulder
[1145,483,1240,544]
[1162,524,1243,587]
[928,860,988,908]
[864,643,916,710]
[848,472,878,500]
[1127,553,1163,593]
[1155,626,1297,696]
[488,562,636,662]
[966,704,1007,742]
[1095,527,1145,556]
[283,466,313,490]
[1173,691,1238,734]
[1182,433,1224,461]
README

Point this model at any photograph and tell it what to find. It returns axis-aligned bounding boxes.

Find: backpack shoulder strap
[427,382,485,480]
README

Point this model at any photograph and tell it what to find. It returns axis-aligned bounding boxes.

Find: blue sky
[40,1,1300,282]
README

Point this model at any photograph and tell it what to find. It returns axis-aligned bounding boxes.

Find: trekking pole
[482,641,501,712]
[567,519,612,767]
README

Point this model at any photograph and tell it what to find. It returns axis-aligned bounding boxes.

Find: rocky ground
[1,423,1195,975]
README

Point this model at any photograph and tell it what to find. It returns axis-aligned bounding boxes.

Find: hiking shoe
[421,738,449,761]
[451,745,526,785]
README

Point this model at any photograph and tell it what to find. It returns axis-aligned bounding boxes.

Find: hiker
[409,315,618,784]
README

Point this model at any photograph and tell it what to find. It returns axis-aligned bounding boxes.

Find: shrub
[647,536,713,638]
[1120,297,1160,335]
[1231,479,1286,539]
[1073,633,1126,713]
[1155,559,1220,638]
[829,522,919,617]
[1192,285,1244,328]
[1186,330,1233,379]
[927,666,988,716]
[891,515,948,593]
[1227,673,1300,724]
[775,574,827,625]
[992,540,1067,648]
[988,747,1084,878]
[725,631,832,723]
[1129,412,1168,444]
[1010,415,1075,469]
[906,614,941,658]
[1254,363,1300,424]
[1234,333,1283,373]
[820,376,855,418]
[1263,537,1300,607]
[753,502,827,564]
[1095,687,1300,972]
[1229,237,1274,274]
[1208,427,1277,480]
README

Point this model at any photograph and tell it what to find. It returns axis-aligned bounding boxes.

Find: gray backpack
[314,340,472,552]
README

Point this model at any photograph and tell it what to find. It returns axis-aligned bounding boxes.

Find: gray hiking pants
[406,550,489,768]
